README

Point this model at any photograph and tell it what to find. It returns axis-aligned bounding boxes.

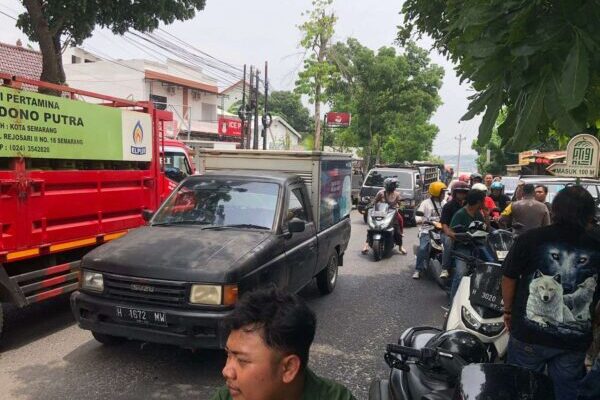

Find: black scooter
[368,326,555,400]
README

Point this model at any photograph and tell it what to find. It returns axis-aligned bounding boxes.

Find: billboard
[325,112,351,127]
[0,86,152,161]
[218,117,243,137]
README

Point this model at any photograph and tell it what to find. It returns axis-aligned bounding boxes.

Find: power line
[0,9,16,20]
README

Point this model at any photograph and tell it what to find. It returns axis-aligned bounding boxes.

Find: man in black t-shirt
[502,186,600,400]
[439,181,469,279]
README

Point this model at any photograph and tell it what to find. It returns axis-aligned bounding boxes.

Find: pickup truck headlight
[81,270,104,292]
[189,284,239,305]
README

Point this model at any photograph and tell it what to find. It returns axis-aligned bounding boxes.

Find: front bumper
[70,291,231,349]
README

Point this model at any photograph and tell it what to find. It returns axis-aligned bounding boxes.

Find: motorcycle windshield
[457,364,554,399]
[486,230,513,261]
[371,203,390,218]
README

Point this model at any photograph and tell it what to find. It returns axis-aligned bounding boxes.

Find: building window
[201,103,217,122]
[71,55,80,64]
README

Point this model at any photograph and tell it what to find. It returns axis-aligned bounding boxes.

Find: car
[519,175,600,217]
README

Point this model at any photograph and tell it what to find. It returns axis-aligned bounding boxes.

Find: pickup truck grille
[102,273,188,307]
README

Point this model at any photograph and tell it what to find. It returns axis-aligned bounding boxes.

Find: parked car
[71,150,352,349]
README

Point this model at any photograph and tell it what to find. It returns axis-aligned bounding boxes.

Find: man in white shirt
[413,182,447,279]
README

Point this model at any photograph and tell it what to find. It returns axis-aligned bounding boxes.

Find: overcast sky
[0,0,479,155]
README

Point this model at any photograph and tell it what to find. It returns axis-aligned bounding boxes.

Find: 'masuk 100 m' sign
[0,86,152,161]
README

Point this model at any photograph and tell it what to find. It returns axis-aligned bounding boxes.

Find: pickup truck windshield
[152,179,279,230]
[365,170,413,189]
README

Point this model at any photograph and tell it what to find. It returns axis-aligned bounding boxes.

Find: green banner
[0,86,152,161]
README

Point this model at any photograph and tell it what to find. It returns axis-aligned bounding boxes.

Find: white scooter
[444,224,515,360]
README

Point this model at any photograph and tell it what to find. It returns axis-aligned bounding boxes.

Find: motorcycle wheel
[384,238,394,258]
[373,239,383,261]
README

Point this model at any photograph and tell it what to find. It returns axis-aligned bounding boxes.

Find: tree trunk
[314,86,322,150]
[23,0,65,88]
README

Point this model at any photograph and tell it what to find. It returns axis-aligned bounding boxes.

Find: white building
[251,116,302,150]
[221,80,263,113]
[64,49,221,139]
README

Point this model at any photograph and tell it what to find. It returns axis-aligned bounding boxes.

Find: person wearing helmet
[361,178,407,255]
[438,181,470,279]
[412,181,447,279]
[470,173,483,186]
[490,181,510,213]
[472,182,496,221]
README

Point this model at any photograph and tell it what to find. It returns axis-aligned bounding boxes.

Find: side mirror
[142,209,154,222]
[288,218,306,234]
[415,211,425,217]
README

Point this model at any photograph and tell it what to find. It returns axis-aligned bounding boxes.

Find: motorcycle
[413,211,450,290]
[444,223,515,360]
[367,203,399,261]
[368,326,555,400]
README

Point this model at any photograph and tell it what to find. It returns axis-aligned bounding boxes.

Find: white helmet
[472,183,488,192]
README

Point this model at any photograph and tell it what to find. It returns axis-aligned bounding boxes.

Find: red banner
[218,117,243,137]
[326,112,351,127]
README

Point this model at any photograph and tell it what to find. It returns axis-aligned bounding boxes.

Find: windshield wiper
[152,220,213,227]
[202,224,270,230]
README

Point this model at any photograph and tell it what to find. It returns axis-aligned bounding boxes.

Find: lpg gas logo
[130,121,147,156]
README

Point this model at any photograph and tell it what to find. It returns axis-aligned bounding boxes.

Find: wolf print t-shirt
[504,223,600,352]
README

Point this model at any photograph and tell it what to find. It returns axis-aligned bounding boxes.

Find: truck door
[283,185,317,292]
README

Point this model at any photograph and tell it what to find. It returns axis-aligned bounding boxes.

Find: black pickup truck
[71,150,352,349]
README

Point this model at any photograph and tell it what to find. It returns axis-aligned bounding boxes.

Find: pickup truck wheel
[92,331,125,345]
[317,252,339,295]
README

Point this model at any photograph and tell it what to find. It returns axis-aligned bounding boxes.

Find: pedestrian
[502,186,600,400]
[484,173,494,190]
[439,181,470,279]
[470,173,483,186]
[534,184,552,219]
[500,184,550,234]
[211,287,356,400]
[412,181,447,279]
[362,178,406,255]
[448,189,486,300]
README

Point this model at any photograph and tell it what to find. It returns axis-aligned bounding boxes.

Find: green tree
[399,0,600,151]
[17,0,206,86]
[327,39,443,167]
[295,0,339,150]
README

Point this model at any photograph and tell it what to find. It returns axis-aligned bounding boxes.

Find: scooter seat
[421,388,455,400]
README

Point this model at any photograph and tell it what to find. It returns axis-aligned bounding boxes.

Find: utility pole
[455,133,467,175]
[246,66,254,149]
[262,61,269,150]
[239,64,247,149]
[253,70,260,150]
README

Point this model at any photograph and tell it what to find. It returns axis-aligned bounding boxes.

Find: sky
[0,0,480,155]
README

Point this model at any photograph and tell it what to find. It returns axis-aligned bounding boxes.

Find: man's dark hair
[466,189,486,206]
[225,287,316,370]
[552,185,596,228]
[522,184,535,196]
[535,185,548,194]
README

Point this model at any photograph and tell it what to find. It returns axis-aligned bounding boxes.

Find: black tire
[92,331,125,345]
[384,238,394,258]
[372,239,383,261]
[317,251,339,295]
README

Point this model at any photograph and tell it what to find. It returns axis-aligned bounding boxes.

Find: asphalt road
[0,211,447,400]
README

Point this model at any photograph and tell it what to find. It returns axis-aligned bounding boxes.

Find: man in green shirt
[211,288,356,400]
[448,189,486,300]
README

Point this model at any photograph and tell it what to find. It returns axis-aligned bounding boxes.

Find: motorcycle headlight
[81,270,104,292]
[461,306,505,337]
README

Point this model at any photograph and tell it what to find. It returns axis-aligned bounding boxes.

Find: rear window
[364,170,413,189]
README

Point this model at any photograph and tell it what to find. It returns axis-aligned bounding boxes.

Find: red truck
[0,75,191,340]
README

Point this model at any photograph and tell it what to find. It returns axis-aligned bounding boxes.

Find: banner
[218,117,242,137]
[0,86,152,161]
